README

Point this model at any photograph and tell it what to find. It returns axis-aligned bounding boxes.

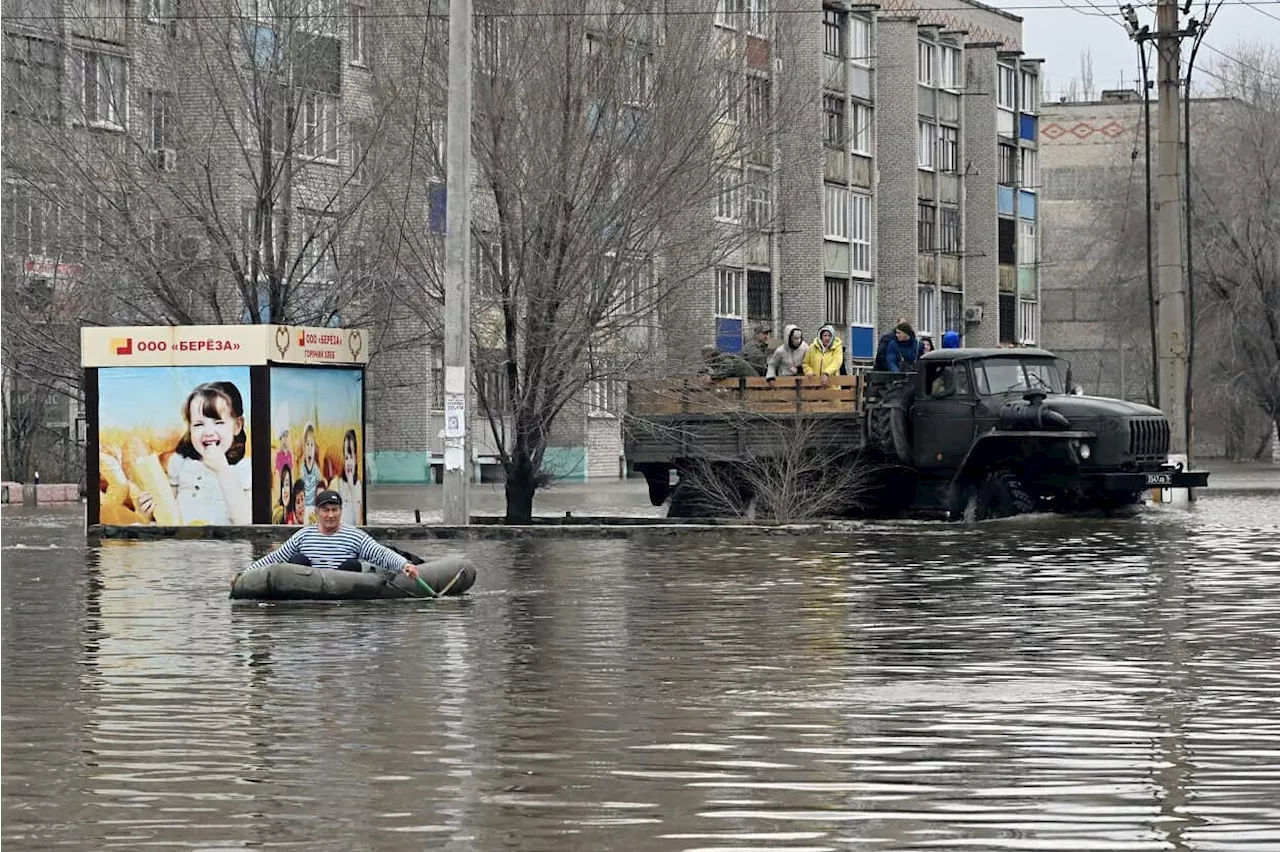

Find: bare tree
[1191,46,1280,454]
[397,2,810,521]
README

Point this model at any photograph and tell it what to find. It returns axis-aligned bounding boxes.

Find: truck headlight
[1080,443,1091,460]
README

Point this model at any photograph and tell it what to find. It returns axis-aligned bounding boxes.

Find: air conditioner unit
[964,305,984,323]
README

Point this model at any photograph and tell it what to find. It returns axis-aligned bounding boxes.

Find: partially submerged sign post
[83,325,370,528]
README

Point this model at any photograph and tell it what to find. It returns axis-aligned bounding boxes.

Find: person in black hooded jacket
[874,316,909,370]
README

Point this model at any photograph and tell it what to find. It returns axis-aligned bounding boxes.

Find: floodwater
[3,489,1280,851]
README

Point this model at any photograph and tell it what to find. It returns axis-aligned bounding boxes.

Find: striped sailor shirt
[246,525,408,574]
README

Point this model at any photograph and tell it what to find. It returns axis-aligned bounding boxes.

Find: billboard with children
[269,366,364,526]
[96,367,253,526]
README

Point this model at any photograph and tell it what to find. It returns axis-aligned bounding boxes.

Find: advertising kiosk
[83,325,368,527]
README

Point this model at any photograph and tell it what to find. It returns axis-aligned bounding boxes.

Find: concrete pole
[442,0,473,524]
[1155,0,1188,461]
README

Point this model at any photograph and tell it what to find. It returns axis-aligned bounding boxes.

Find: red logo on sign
[298,329,307,347]
[112,337,133,355]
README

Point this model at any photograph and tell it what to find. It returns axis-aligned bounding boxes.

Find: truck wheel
[968,469,1035,520]
[867,381,914,464]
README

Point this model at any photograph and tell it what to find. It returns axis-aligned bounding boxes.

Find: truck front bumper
[1090,467,1210,491]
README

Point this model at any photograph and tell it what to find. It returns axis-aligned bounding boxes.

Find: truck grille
[1128,417,1170,462]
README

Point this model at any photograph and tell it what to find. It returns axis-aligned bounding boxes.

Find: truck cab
[869,348,1209,518]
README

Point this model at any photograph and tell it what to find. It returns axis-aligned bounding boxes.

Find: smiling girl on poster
[138,381,252,525]
[335,428,363,525]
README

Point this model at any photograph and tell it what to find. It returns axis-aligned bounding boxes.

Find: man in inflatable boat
[237,490,420,581]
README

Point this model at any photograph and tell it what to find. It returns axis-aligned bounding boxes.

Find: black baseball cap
[316,489,343,507]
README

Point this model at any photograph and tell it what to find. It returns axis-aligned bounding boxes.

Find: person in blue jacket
[885,322,921,372]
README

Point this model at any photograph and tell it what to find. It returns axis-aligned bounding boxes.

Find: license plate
[1146,473,1173,486]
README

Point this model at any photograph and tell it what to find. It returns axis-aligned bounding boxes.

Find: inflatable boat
[230,553,476,601]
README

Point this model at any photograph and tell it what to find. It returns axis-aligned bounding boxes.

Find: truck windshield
[973,358,1065,395]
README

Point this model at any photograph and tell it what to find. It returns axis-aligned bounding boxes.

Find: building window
[3,35,61,120]
[850,102,871,154]
[3,181,60,258]
[825,277,848,327]
[823,94,844,149]
[851,279,874,326]
[1018,299,1040,344]
[147,90,175,156]
[350,125,368,184]
[746,171,772,229]
[478,359,511,417]
[348,2,367,65]
[429,346,444,410]
[918,41,935,85]
[745,0,769,34]
[942,289,963,334]
[718,69,740,123]
[1020,147,1038,188]
[999,144,1018,185]
[998,217,1016,265]
[850,192,871,275]
[1020,70,1039,112]
[747,270,772,320]
[917,120,934,170]
[823,8,844,58]
[588,380,624,417]
[1018,221,1036,266]
[716,168,742,223]
[716,268,743,316]
[714,0,744,29]
[823,183,849,241]
[625,47,652,104]
[938,206,960,253]
[997,65,1017,109]
[917,285,937,335]
[848,16,871,66]
[300,91,339,161]
[71,50,126,129]
[477,16,511,78]
[917,203,936,251]
[144,0,177,25]
[938,125,958,172]
[745,74,770,129]
[300,211,339,281]
[940,46,961,89]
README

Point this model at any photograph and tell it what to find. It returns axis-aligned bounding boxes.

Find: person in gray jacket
[766,324,808,380]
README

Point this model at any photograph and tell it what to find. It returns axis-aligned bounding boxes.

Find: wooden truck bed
[625,375,867,463]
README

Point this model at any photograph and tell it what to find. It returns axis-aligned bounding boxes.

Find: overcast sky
[990,0,1280,99]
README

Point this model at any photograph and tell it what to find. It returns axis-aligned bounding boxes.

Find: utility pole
[1154,0,1189,463]
[442,0,473,525]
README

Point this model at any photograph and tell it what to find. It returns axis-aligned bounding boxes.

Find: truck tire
[867,380,914,465]
[968,469,1035,521]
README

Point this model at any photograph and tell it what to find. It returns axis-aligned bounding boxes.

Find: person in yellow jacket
[802,324,844,386]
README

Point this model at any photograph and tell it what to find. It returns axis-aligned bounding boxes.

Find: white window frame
[850,102,871,155]
[850,192,871,276]
[848,16,871,66]
[823,9,844,59]
[917,285,937,336]
[144,0,176,25]
[917,41,935,86]
[941,288,964,334]
[938,206,960,254]
[997,64,1017,109]
[718,69,740,124]
[1018,299,1040,345]
[147,89,175,155]
[825,276,848,327]
[349,125,367,185]
[745,0,769,35]
[746,170,772,230]
[71,49,126,130]
[348,2,367,66]
[940,46,961,89]
[1020,70,1039,112]
[823,183,849,241]
[716,267,744,317]
[300,210,339,282]
[714,0,744,29]
[851,279,875,326]
[1021,147,1038,188]
[917,120,935,170]
[1018,220,1036,266]
[300,91,339,162]
[587,379,624,418]
[716,167,742,223]
[939,125,958,172]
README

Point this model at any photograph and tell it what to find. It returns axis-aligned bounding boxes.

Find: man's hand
[820,374,830,387]
[402,563,419,580]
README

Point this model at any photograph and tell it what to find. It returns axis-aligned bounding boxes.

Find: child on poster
[298,421,321,522]
[139,381,252,525]
[335,428,363,525]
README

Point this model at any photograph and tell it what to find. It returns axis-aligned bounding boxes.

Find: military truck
[625,347,1209,520]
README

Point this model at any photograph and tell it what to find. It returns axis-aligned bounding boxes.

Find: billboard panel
[269,366,364,525]
[97,367,253,525]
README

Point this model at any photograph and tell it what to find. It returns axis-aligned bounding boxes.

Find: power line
[1236,0,1280,21]
[1200,42,1280,84]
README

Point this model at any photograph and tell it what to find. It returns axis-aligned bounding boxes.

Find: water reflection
[2,495,1279,851]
